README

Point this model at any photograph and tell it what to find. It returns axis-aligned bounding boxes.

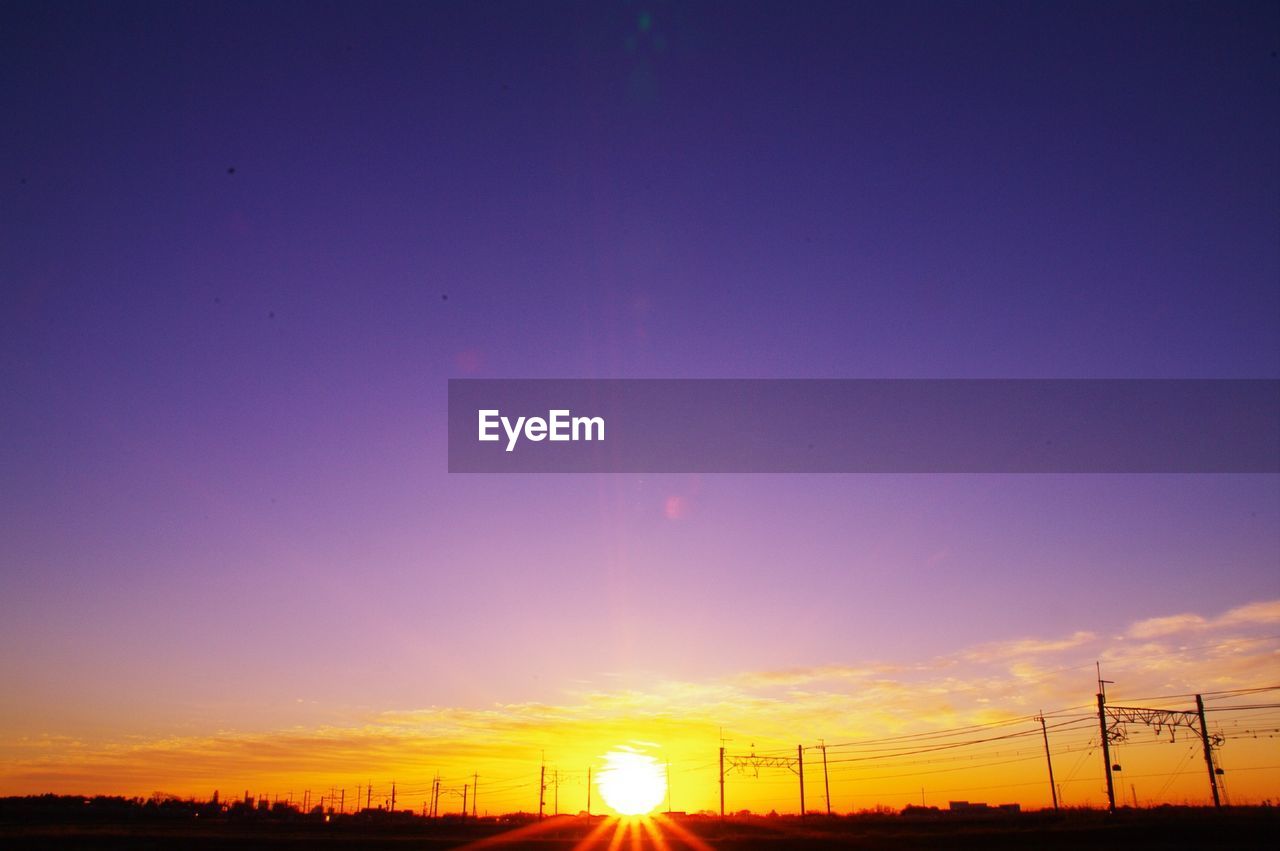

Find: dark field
[2,808,1278,850]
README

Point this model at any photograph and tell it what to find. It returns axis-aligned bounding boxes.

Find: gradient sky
[2,0,1278,811]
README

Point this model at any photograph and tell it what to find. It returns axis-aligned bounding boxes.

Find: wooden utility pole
[539,762,546,820]
[586,767,592,816]
[797,745,806,816]
[473,773,478,818]
[666,760,672,813]
[718,747,725,817]
[1038,713,1059,811]
[462,784,468,819]
[1196,694,1222,808]
[821,741,831,815]
[1097,691,1117,813]
[390,781,396,813]
[366,782,372,811]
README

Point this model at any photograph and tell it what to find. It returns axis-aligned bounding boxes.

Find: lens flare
[596,748,666,816]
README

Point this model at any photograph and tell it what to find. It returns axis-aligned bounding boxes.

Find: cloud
[730,664,889,687]
[1127,613,1207,639]
[962,630,1098,662]
[1126,598,1280,639]
[1219,599,1280,628]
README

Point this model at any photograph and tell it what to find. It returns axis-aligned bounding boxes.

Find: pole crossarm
[725,753,800,777]
[1105,705,1222,745]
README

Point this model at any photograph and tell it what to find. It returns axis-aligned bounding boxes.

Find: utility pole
[539,760,546,821]
[718,746,725,818]
[390,781,396,813]
[340,788,345,815]
[554,769,560,816]
[1097,691,1116,812]
[586,767,592,816]
[1196,694,1222,808]
[666,759,672,813]
[797,745,805,816]
[821,740,831,816]
[1038,712,1059,811]
[1096,667,1116,813]
[367,782,372,811]
[462,784,468,819]
[473,773,478,818]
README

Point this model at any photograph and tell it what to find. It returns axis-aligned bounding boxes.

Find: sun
[596,748,667,816]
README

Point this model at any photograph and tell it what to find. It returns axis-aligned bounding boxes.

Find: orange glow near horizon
[6,704,1277,814]
[3,600,1278,812]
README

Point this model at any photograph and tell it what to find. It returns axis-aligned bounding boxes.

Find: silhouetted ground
[2,804,1278,849]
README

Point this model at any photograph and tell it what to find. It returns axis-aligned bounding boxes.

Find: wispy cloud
[729,664,894,688]
[1127,614,1208,639]
[1127,599,1280,639]
[962,630,1098,662]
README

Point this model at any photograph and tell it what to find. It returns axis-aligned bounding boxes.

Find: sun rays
[457,813,716,851]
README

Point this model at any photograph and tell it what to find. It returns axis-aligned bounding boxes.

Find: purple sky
[2,1,1278,744]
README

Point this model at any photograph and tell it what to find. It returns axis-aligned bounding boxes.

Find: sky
[1,0,1278,813]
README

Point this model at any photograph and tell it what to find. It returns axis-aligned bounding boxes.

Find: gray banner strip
[447,379,1280,473]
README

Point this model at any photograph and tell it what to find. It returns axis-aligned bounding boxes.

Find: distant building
[947,801,1020,814]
